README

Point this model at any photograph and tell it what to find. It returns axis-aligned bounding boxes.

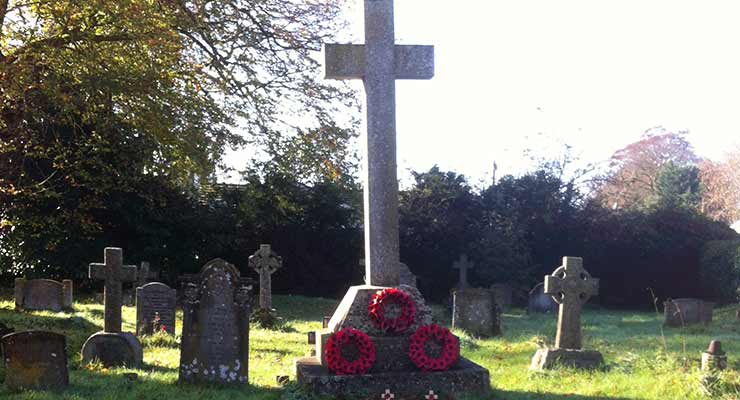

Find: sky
[226,0,740,187]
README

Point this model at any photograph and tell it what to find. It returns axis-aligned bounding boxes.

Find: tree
[648,162,702,211]
[595,127,699,211]
[700,147,740,225]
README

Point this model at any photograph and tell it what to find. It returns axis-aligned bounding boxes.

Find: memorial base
[295,356,490,399]
[530,347,603,370]
[81,331,143,368]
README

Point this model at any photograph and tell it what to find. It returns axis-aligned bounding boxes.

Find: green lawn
[1,293,739,399]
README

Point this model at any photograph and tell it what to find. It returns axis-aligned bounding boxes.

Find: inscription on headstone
[136,282,177,335]
[2,331,69,391]
[179,259,252,384]
[14,279,73,312]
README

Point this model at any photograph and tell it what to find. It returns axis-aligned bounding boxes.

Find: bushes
[700,240,740,303]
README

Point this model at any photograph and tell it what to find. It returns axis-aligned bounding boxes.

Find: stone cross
[137,261,150,288]
[453,254,475,290]
[248,244,282,309]
[90,248,137,333]
[325,0,434,287]
[544,257,599,349]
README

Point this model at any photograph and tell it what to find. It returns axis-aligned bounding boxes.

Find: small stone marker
[453,254,474,290]
[663,298,714,327]
[248,244,282,310]
[81,247,143,367]
[2,331,69,391]
[136,282,176,335]
[452,288,501,337]
[530,256,603,370]
[701,340,727,371]
[179,259,252,384]
[527,282,558,314]
[14,278,73,312]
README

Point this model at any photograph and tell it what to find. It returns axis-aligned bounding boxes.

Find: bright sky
[342,0,740,185]
[225,0,740,187]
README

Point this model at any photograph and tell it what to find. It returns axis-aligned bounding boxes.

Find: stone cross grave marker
[136,282,177,335]
[89,247,138,332]
[325,0,434,287]
[1,331,69,391]
[137,261,150,288]
[248,244,282,310]
[544,256,599,349]
[453,254,475,290]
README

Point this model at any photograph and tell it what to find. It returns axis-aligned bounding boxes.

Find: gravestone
[490,283,512,312]
[453,254,474,290]
[530,257,603,370]
[452,288,501,337]
[179,259,252,384]
[15,278,73,312]
[136,282,177,335]
[701,340,727,371]
[527,282,558,314]
[248,244,282,310]
[81,247,143,367]
[663,298,714,327]
[2,331,68,391]
[0,322,14,358]
[123,262,157,306]
[295,1,490,397]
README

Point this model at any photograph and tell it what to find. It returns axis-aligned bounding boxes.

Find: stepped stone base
[295,356,490,399]
[81,331,143,368]
[530,347,603,370]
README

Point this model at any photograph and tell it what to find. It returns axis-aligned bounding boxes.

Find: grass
[1,292,740,399]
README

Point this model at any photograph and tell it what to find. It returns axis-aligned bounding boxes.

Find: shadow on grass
[493,389,638,400]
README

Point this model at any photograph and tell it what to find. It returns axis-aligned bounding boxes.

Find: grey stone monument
[490,283,512,312]
[663,298,714,327]
[14,278,73,312]
[81,247,143,367]
[527,282,559,314]
[453,254,474,290]
[360,259,417,287]
[452,288,501,337]
[295,1,489,398]
[1,331,69,391]
[248,244,282,310]
[530,257,603,370]
[179,259,252,384]
[136,282,177,335]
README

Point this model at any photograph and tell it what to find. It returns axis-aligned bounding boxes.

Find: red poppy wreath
[368,288,417,333]
[408,324,460,371]
[324,327,376,375]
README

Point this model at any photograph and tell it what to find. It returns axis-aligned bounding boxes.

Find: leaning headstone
[452,254,474,290]
[248,244,282,310]
[530,257,603,370]
[663,298,714,327]
[179,259,252,384]
[14,278,73,312]
[136,282,177,335]
[452,288,501,337]
[527,282,558,314]
[2,331,69,391]
[490,283,513,312]
[296,2,490,397]
[81,247,143,367]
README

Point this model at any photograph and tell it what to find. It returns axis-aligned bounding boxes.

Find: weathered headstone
[14,278,73,312]
[701,340,727,371]
[453,254,474,290]
[248,244,282,310]
[530,257,603,370]
[452,288,501,337]
[81,247,143,367]
[136,282,176,335]
[295,1,490,397]
[490,283,512,312]
[2,331,68,391]
[663,298,714,327]
[527,282,558,314]
[179,259,252,384]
